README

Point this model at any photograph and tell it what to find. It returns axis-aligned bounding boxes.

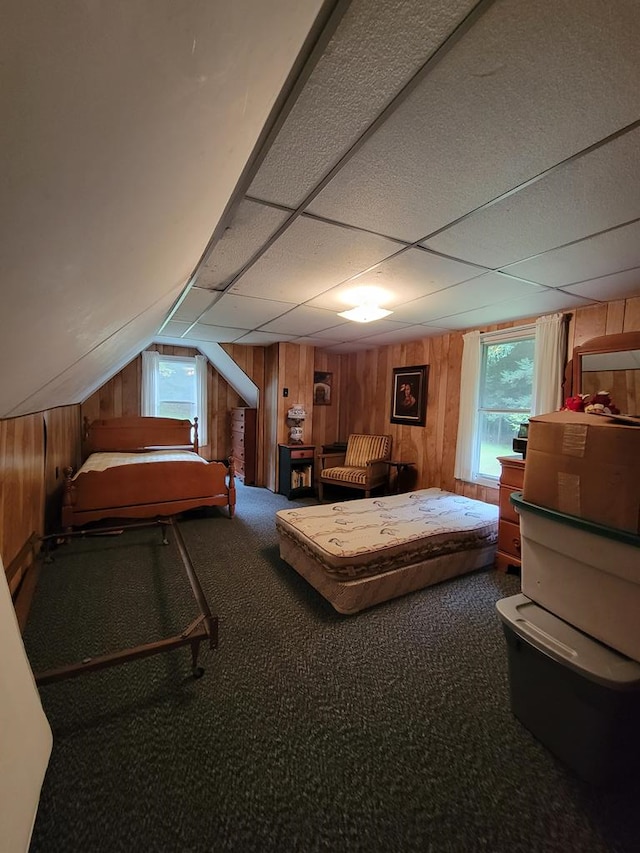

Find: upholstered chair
[317,433,392,501]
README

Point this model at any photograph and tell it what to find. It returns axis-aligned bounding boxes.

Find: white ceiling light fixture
[337,304,393,323]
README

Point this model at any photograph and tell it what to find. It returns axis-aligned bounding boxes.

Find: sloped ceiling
[3,0,640,419]
[160,0,640,351]
[0,0,330,417]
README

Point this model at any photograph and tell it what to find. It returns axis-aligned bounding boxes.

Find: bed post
[61,467,75,534]
[227,457,236,518]
[193,417,199,455]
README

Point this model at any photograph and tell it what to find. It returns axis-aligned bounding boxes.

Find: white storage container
[497,593,640,785]
[511,493,640,663]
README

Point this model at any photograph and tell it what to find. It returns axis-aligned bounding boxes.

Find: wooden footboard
[62,458,235,529]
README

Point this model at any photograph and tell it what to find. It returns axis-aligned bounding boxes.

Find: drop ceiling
[162,0,640,354]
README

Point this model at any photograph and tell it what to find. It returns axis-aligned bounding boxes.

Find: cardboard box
[523,410,640,533]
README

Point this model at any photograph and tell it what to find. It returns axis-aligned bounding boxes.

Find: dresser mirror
[569,331,640,414]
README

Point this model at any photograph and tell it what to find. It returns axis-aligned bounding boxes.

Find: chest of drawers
[231,407,257,485]
[496,455,525,572]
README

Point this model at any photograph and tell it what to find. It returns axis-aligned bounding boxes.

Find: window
[157,356,197,419]
[454,314,566,486]
[141,350,208,445]
[476,333,534,479]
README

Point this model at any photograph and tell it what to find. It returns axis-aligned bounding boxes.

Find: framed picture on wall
[390,365,428,426]
[313,371,333,405]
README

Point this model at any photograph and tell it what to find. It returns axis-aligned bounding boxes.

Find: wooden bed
[62,416,235,530]
[276,488,499,614]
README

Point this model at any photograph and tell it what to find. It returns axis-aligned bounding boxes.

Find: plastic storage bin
[497,593,640,785]
[511,492,640,663]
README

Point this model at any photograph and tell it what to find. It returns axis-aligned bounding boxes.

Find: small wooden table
[384,460,416,494]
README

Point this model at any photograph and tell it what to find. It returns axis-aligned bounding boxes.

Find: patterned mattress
[276,489,499,613]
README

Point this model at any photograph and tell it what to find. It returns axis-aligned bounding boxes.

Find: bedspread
[76,449,207,476]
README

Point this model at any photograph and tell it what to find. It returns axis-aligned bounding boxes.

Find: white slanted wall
[0,558,52,853]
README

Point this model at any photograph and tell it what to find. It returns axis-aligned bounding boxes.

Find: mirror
[570,331,640,415]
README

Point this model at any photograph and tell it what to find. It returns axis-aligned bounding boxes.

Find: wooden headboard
[84,416,198,455]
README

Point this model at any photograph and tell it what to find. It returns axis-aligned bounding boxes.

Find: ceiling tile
[260,305,347,335]
[306,0,640,241]
[560,267,640,302]
[158,320,191,338]
[228,215,403,302]
[310,317,406,341]
[173,287,216,322]
[183,324,247,342]
[292,334,348,346]
[232,330,297,345]
[499,220,640,286]
[356,324,439,346]
[321,341,378,353]
[389,273,544,323]
[199,293,296,328]
[306,247,486,311]
[426,290,592,330]
[248,0,477,208]
[424,128,640,267]
[197,199,291,289]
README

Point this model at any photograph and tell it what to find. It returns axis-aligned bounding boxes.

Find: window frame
[473,328,535,485]
[141,350,208,446]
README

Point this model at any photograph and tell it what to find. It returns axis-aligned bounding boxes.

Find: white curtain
[532,313,566,416]
[141,350,159,416]
[195,354,208,446]
[454,330,481,482]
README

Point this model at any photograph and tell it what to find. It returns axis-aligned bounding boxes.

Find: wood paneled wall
[335,295,640,504]
[263,344,280,492]
[43,406,82,534]
[75,293,640,500]
[221,343,266,484]
[0,414,45,570]
[1,405,81,623]
[82,344,266,478]
[262,342,315,492]
[310,351,343,448]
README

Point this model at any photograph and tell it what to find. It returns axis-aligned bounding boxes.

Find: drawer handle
[512,538,521,554]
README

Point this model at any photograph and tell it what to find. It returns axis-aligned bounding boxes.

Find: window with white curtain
[476,329,535,479]
[454,314,566,485]
[141,351,208,446]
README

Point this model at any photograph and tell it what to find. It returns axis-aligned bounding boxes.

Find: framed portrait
[390,365,428,426]
[313,371,333,405]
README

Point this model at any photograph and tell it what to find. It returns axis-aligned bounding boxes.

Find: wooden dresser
[230,407,257,485]
[496,455,526,573]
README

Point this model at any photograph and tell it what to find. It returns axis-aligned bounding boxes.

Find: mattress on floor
[276,487,498,594]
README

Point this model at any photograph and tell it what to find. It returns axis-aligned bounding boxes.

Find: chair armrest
[319,452,346,470]
[366,458,390,481]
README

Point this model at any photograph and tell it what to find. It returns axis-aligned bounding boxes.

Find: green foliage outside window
[477,339,534,477]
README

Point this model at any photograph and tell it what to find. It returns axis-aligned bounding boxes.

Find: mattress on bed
[275,488,499,580]
[75,449,207,477]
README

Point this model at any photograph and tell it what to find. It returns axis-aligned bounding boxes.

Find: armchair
[317,433,392,501]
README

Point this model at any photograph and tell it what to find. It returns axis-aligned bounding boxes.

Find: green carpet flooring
[23,481,640,852]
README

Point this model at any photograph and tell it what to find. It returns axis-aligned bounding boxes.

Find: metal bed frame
[35,517,217,686]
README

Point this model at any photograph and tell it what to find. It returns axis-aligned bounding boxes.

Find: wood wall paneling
[43,406,82,533]
[1,403,81,624]
[623,295,640,331]
[0,414,44,570]
[335,298,640,502]
[310,351,343,449]
[264,344,280,492]
[81,344,265,476]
